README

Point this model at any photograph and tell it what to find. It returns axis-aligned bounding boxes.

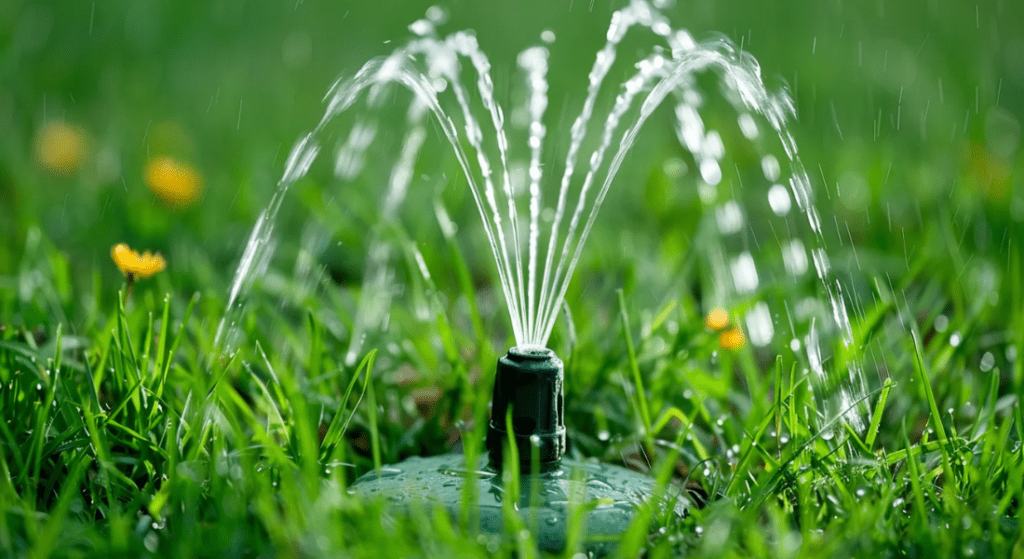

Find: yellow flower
[705,308,730,331]
[145,156,201,204]
[111,243,166,280]
[34,121,87,176]
[718,327,746,350]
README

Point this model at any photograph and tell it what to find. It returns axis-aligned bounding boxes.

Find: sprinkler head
[486,346,565,470]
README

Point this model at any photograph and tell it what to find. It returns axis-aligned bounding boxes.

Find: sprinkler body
[349,347,687,556]
[486,347,565,470]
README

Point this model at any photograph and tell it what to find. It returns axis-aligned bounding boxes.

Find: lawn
[1,0,1022,557]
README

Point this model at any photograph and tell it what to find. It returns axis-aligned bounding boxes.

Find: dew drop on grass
[950,331,962,347]
[979,352,995,372]
[597,430,610,441]
[1007,346,1017,361]
[934,314,949,332]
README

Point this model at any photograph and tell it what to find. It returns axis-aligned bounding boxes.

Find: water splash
[217,0,870,430]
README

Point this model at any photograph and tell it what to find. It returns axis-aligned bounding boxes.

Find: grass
[2,0,1024,557]
[1,201,1021,557]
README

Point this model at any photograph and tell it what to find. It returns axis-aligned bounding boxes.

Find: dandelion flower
[35,121,87,176]
[705,308,730,331]
[718,327,746,350]
[111,243,166,280]
[145,156,202,204]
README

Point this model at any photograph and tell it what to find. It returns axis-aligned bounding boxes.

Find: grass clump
[1,201,1021,557]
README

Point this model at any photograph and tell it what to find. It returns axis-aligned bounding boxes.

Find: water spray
[217,0,872,553]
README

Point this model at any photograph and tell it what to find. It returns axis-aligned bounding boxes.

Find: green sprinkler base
[348,452,688,555]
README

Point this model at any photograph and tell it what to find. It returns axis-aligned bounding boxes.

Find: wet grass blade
[320,349,377,462]
[618,289,653,446]
[911,329,956,500]
[865,377,894,450]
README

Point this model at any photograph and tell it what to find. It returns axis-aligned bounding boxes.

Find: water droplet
[699,159,722,185]
[980,352,995,372]
[768,184,791,216]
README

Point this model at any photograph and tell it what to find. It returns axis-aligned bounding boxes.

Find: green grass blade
[911,329,956,499]
[618,289,652,446]
[865,377,894,449]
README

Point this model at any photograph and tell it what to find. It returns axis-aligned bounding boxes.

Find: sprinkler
[349,347,688,555]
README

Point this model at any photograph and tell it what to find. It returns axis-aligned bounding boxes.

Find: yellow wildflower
[111,243,166,280]
[145,156,201,204]
[34,121,87,176]
[718,327,746,350]
[705,308,730,330]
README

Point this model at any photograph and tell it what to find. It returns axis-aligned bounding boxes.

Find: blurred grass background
[2,0,1021,296]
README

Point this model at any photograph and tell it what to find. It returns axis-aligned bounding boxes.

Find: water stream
[216,0,869,430]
